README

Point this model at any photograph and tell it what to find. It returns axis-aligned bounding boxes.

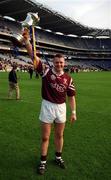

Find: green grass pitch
[0,71,111,180]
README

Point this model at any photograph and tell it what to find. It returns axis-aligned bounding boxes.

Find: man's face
[53,57,65,73]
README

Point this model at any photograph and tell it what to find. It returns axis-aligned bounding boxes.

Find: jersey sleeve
[36,61,50,77]
[67,77,76,96]
[36,60,43,74]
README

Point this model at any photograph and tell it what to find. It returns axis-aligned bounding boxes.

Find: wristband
[72,110,76,114]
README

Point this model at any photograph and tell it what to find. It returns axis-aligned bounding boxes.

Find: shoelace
[39,163,46,169]
[57,158,64,164]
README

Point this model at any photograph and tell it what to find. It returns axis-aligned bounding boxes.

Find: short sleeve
[67,78,76,96]
[36,61,43,74]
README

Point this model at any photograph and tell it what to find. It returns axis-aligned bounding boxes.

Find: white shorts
[39,99,66,124]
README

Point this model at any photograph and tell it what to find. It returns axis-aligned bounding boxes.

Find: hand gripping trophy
[13,12,40,68]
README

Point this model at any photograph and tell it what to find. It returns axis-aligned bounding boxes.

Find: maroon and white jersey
[37,61,76,104]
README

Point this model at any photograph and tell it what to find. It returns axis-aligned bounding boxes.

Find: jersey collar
[52,68,64,76]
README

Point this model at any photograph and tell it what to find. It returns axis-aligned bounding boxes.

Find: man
[8,65,20,100]
[28,66,33,79]
[23,30,77,175]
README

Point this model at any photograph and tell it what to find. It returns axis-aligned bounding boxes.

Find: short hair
[54,53,64,59]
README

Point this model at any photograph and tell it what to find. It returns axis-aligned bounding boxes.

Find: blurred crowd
[0,57,31,72]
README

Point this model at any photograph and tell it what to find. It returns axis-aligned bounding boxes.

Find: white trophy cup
[12,12,40,46]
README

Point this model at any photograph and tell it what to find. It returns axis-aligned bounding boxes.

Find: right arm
[22,29,40,68]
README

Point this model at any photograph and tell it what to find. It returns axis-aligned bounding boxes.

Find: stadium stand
[0,0,111,71]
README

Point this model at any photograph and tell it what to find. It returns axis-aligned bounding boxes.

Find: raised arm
[22,28,40,67]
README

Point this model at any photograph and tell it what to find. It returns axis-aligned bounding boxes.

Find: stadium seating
[0,17,111,71]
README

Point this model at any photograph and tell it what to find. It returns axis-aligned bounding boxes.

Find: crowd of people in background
[0,50,102,74]
[0,55,41,80]
[0,24,12,34]
[0,58,29,72]
[0,56,101,74]
[69,65,100,73]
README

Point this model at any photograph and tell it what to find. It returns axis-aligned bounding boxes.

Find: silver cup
[22,12,40,28]
[12,12,40,45]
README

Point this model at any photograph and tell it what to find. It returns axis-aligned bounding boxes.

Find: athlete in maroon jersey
[23,29,77,175]
[37,60,76,104]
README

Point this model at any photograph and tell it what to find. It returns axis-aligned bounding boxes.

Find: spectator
[28,66,33,79]
[8,65,20,100]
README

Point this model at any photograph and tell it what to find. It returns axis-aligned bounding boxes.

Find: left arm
[68,96,77,123]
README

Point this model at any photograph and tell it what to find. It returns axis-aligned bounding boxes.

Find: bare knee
[42,136,50,143]
[55,133,64,140]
